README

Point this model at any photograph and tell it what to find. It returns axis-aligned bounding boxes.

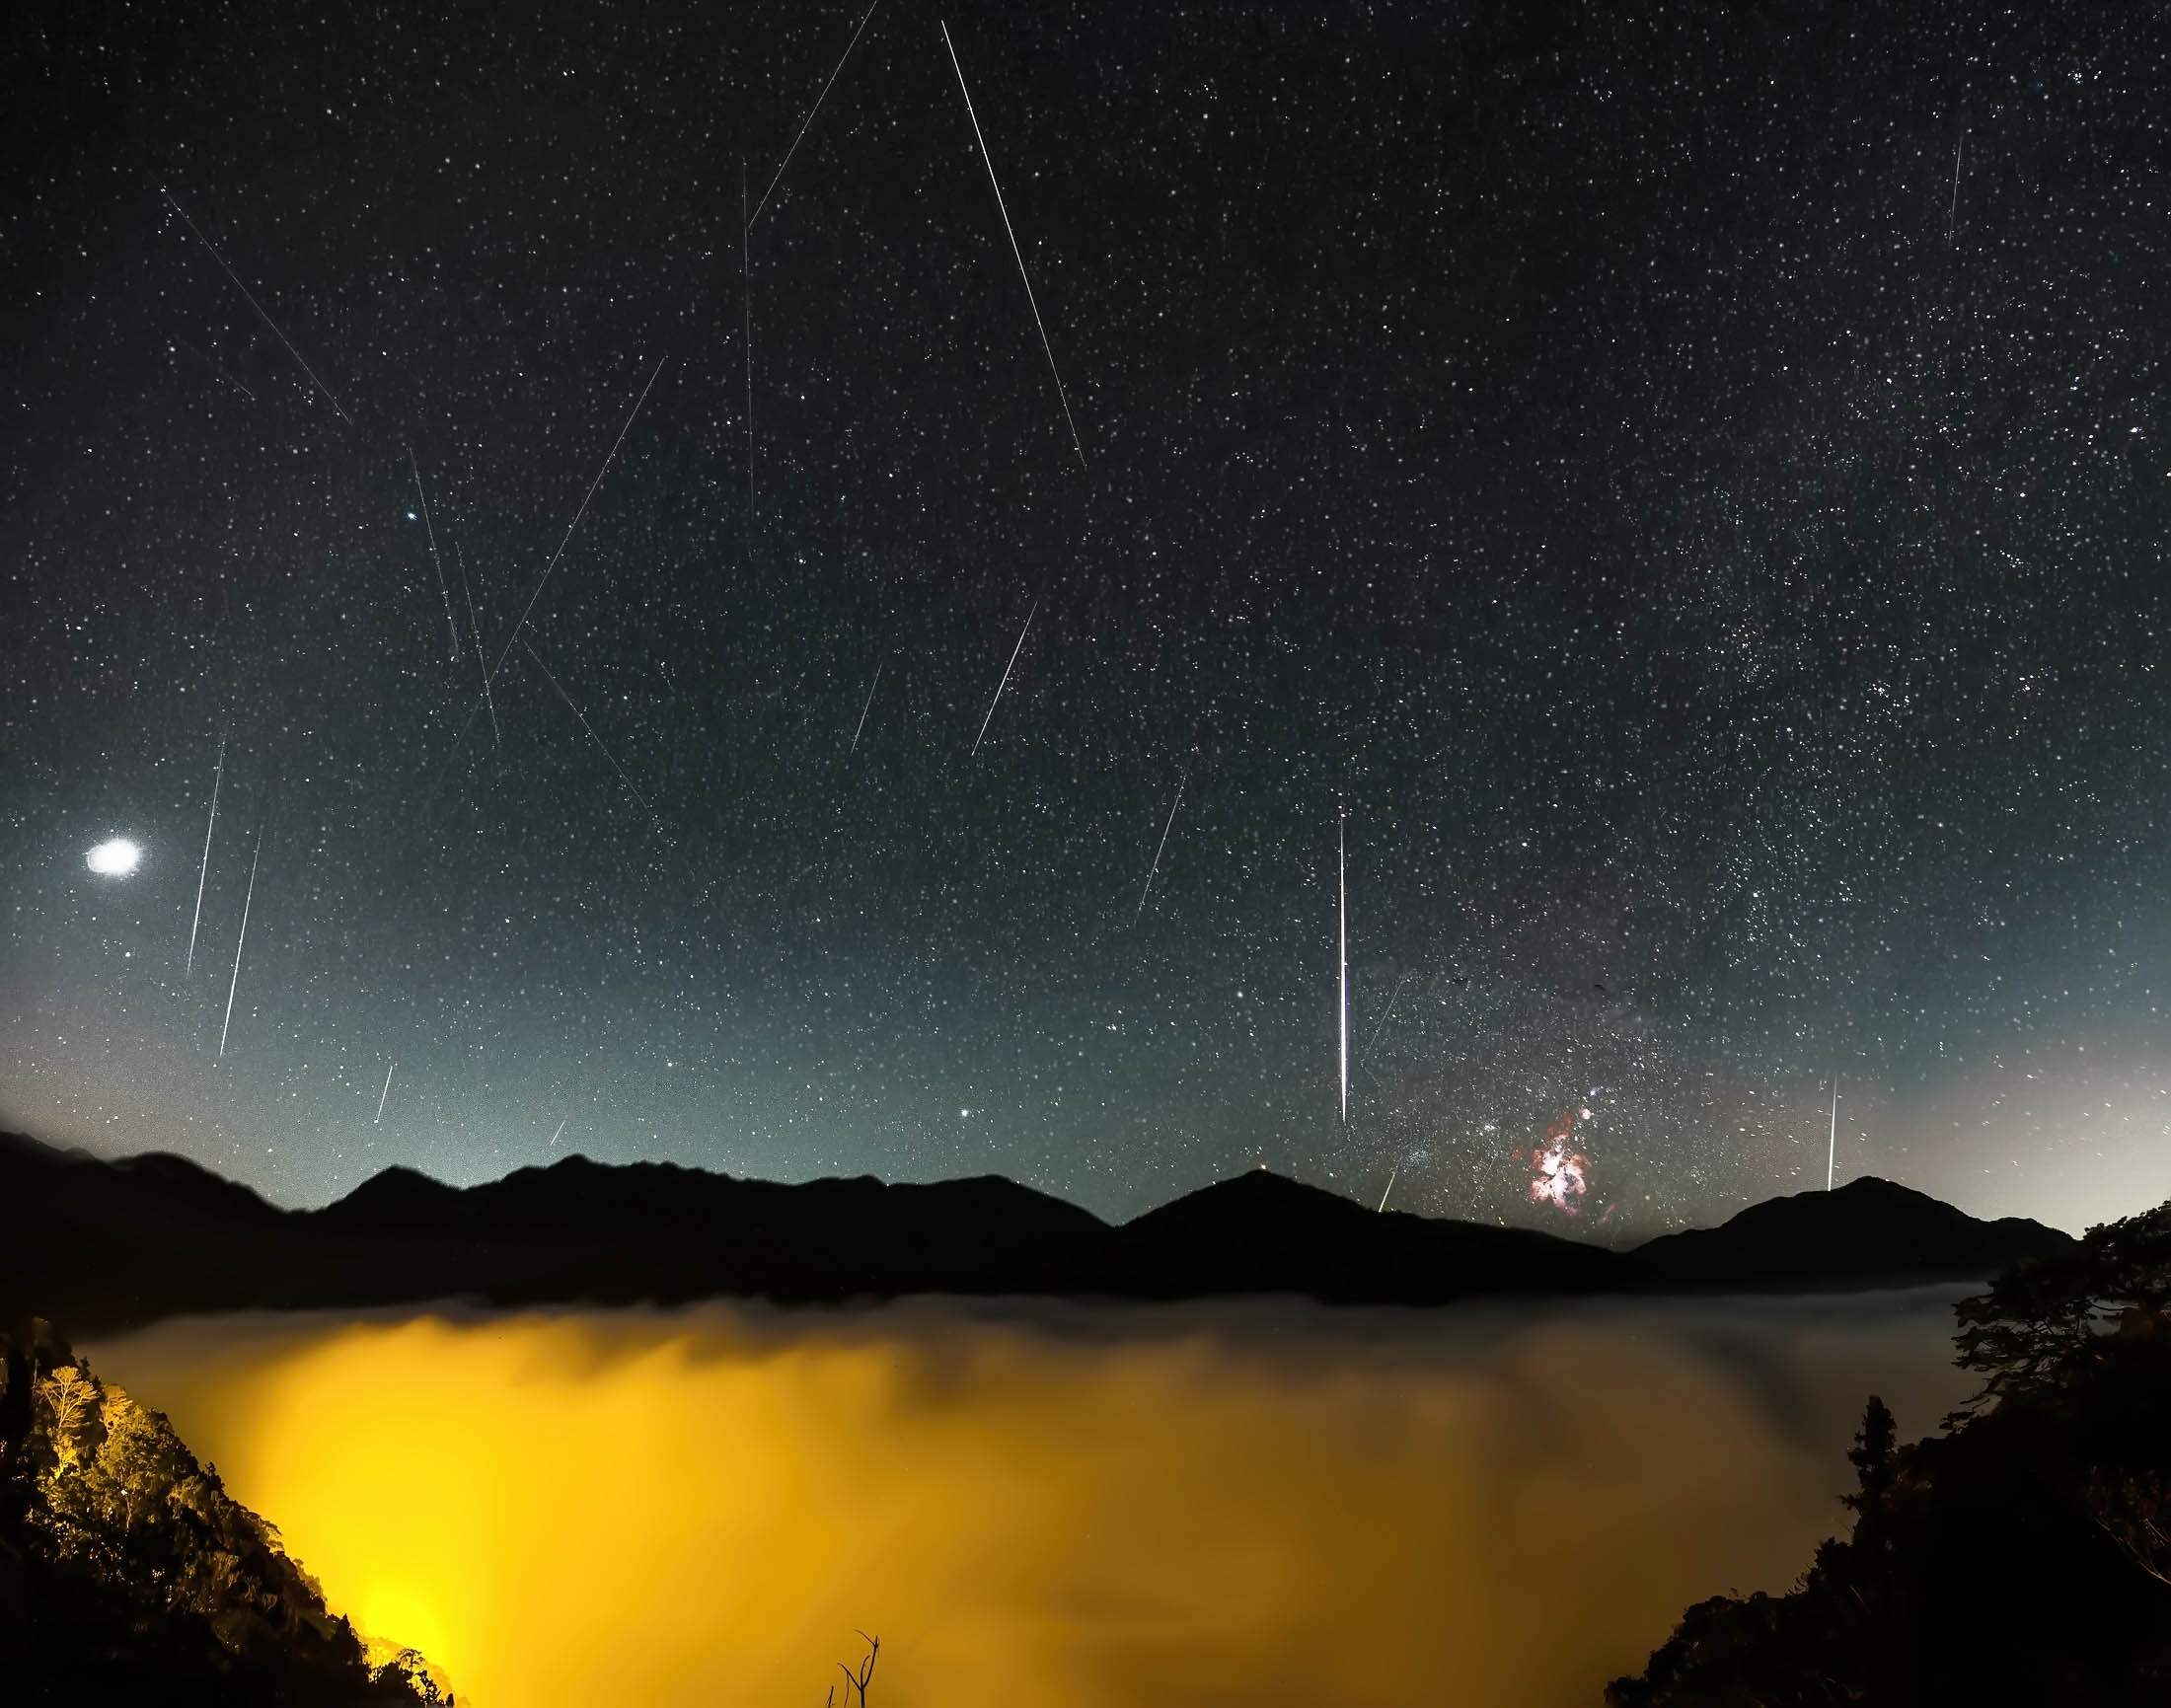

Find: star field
[4,0,2167,1234]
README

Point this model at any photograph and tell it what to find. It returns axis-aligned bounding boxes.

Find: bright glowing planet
[86,838,143,876]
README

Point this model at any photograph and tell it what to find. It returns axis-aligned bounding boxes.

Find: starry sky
[4,0,2166,1236]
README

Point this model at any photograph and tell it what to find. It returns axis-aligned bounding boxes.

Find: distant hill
[0,1132,2072,1334]
[1635,1176,2076,1291]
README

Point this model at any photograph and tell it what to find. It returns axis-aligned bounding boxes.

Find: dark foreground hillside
[1611,1200,2171,1707]
[0,1318,449,1705]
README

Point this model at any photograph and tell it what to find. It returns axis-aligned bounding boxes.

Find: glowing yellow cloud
[92,1295,1973,1707]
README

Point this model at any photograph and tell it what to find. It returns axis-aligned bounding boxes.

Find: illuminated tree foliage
[0,1320,444,1705]
[1610,1201,2171,1707]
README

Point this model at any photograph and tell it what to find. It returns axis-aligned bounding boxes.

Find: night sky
[5,0,2166,1236]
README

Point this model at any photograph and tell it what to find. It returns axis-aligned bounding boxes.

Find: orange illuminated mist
[91,1294,1974,1707]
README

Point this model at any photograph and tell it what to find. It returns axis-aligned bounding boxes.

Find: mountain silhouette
[0,1132,2073,1335]
[1635,1176,2075,1290]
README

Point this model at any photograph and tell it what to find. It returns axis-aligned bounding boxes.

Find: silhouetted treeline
[0,1318,450,1705]
[1610,1200,2171,1706]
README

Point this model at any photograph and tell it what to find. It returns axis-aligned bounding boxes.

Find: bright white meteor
[185,729,226,974]
[375,1062,395,1124]
[971,600,1037,757]
[87,839,143,876]
[218,825,263,1061]
[939,21,1087,472]
[1827,1079,1840,1190]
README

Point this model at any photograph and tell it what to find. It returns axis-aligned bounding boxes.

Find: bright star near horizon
[87,838,142,876]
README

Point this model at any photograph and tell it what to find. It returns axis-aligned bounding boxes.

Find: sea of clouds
[90,1287,1980,1707]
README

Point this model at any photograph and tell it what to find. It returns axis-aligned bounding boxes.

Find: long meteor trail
[742,162,754,520]
[1133,768,1187,925]
[520,636,662,828]
[218,824,263,1061]
[971,600,1037,757]
[185,728,226,976]
[162,189,351,424]
[938,22,1087,472]
[374,1062,395,1124]
[489,354,667,703]
[1338,807,1349,1125]
[750,0,883,227]
[427,354,667,787]
[1828,1080,1840,1190]
[408,446,461,664]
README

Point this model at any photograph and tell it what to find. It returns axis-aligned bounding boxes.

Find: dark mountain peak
[108,1148,281,1209]
[1635,1175,2077,1290]
[323,1163,464,1222]
[1115,1168,1645,1302]
[1125,1166,1367,1231]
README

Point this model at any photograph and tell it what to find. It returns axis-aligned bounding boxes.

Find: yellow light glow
[91,1298,1973,1708]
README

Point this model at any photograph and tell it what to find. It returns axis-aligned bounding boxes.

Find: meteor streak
[742,163,754,521]
[218,825,263,1061]
[1337,807,1349,1125]
[1828,1080,1840,1191]
[520,636,662,828]
[488,355,667,709]
[161,190,351,424]
[1378,1162,1398,1214]
[457,543,501,749]
[407,446,461,664]
[749,0,883,228]
[1360,970,1408,1071]
[425,355,668,790]
[185,728,226,977]
[851,658,883,753]
[1947,126,1966,245]
[971,600,1037,757]
[938,22,1086,472]
[1132,769,1187,925]
[374,1062,395,1124]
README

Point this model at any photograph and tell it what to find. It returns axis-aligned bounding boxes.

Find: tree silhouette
[1842,1393,1896,1515]
[3,1334,444,1702]
[824,1632,878,1708]
[1952,1199,2171,1413]
[1611,1196,2171,1705]
[35,1366,99,1466]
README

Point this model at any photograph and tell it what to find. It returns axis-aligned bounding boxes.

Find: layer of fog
[90,1289,1980,1707]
